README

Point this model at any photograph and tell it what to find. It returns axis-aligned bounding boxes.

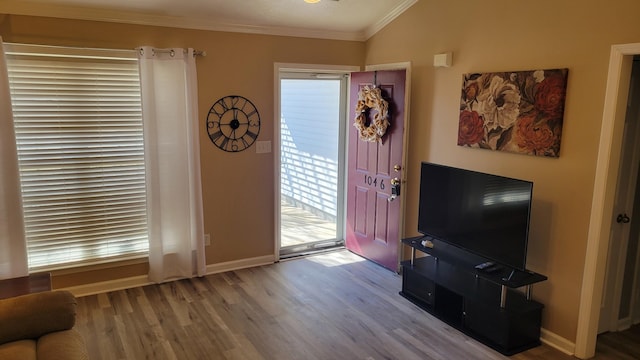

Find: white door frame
[599,61,640,334]
[576,43,640,359]
[273,63,359,262]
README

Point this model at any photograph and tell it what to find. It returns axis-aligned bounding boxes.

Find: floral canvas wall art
[458,68,568,157]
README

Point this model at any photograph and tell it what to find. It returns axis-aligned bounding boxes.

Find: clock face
[206,95,261,152]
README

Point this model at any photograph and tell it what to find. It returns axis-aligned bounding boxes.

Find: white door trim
[576,43,640,359]
[365,62,412,72]
[273,63,360,262]
[600,61,640,334]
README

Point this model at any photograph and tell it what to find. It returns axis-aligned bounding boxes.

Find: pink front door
[345,70,407,271]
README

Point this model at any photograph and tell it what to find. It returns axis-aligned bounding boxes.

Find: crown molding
[0,0,417,42]
[0,0,364,41]
[364,0,418,40]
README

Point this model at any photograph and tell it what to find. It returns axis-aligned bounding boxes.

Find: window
[4,43,149,270]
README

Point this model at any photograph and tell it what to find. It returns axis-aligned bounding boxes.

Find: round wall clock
[206,95,261,152]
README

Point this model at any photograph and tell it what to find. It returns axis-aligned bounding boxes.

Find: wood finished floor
[595,324,640,360]
[74,250,583,359]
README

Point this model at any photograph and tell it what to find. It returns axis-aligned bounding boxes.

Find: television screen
[418,162,533,270]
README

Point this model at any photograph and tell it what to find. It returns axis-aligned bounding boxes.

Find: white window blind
[4,43,149,270]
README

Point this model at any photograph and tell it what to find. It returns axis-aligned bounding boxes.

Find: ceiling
[0,0,418,41]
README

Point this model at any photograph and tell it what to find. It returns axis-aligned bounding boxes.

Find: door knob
[617,213,631,224]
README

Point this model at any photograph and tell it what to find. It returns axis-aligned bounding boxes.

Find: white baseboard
[617,317,633,331]
[61,255,276,297]
[205,255,275,275]
[540,328,576,356]
[62,275,152,298]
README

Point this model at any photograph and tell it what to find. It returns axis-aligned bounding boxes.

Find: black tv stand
[400,236,547,355]
[503,268,516,281]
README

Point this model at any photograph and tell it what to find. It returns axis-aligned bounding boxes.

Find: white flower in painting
[476,76,521,131]
[533,70,545,83]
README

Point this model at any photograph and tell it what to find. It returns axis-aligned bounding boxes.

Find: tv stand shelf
[400,236,547,355]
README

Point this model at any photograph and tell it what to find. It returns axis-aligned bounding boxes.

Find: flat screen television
[418,162,533,270]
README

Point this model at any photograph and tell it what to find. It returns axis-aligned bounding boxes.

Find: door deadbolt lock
[388,178,401,202]
[393,165,402,172]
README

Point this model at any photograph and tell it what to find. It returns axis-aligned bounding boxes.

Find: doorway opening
[277,70,349,258]
[577,44,640,359]
[598,55,640,337]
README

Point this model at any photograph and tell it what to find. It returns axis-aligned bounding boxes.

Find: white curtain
[0,37,29,279]
[138,47,206,283]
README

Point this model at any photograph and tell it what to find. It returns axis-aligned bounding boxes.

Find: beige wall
[0,15,364,287]
[364,0,640,342]
[5,0,640,344]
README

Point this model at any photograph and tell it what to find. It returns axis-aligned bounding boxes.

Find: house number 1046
[364,175,385,190]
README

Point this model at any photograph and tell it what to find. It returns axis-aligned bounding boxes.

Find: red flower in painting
[534,73,566,119]
[516,113,557,154]
[458,110,484,146]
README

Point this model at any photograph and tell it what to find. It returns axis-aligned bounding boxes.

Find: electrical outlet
[204,233,211,246]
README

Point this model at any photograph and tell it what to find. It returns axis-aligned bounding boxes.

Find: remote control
[474,261,494,270]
